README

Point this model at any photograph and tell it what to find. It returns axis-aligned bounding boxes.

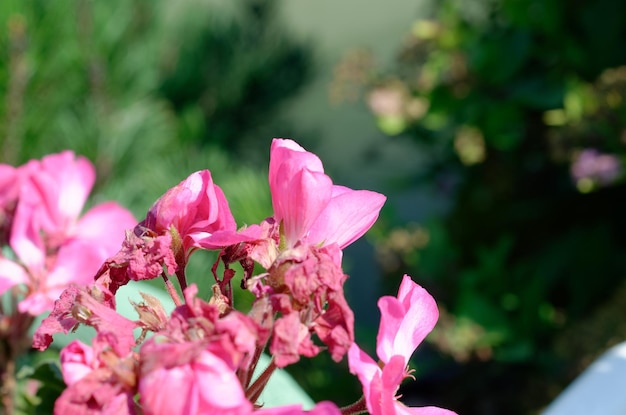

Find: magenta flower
[0,151,136,315]
[269,138,385,249]
[348,275,457,415]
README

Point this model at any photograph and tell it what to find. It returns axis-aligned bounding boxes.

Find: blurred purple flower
[570,149,622,186]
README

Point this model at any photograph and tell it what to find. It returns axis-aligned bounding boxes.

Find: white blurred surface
[542,342,626,415]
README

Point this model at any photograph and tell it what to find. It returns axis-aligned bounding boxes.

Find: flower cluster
[31,140,457,415]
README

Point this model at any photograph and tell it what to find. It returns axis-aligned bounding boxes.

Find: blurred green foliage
[0,0,309,217]
[158,0,313,153]
[363,0,626,412]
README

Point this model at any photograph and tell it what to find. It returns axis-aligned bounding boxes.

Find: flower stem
[340,396,368,415]
[246,357,278,405]
[161,273,182,307]
[240,341,269,390]
[0,357,16,415]
[175,267,188,293]
[1,293,35,415]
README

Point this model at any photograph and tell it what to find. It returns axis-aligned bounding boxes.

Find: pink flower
[269,138,385,249]
[139,340,252,415]
[105,170,261,289]
[376,275,440,364]
[348,275,456,415]
[142,170,249,252]
[19,152,135,251]
[0,151,136,314]
[54,372,137,415]
[54,333,139,415]
[60,340,102,386]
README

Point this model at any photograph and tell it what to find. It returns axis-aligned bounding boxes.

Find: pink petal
[186,180,237,236]
[18,292,57,316]
[60,340,98,386]
[148,170,214,234]
[194,351,249,408]
[378,355,410,415]
[278,168,333,247]
[42,151,95,220]
[269,139,331,246]
[348,343,380,411]
[308,187,386,248]
[309,402,343,415]
[47,241,109,288]
[9,201,45,269]
[190,171,224,228]
[269,139,324,185]
[74,202,137,253]
[0,258,28,294]
[76,290,137,356]
[395,405,458,415]
[191,226,261,250]
[376,275,439,364]
[53,369,135,415]
[139,365,194,415]
[139,344,252,415]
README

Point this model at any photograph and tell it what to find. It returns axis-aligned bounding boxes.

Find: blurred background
[2,0,626,413]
